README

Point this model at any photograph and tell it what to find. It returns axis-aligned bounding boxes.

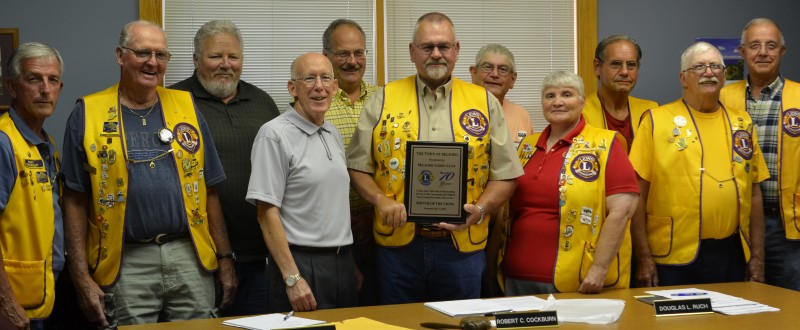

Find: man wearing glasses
[321,19,379,306]
[469,43,533,149]
[584,35,658,152]
[247,53,357,312]
[721,18,800,292]
[629,42,767,287]
[347,12,522,304]
[62,20,235,327]
[170,19,280,317]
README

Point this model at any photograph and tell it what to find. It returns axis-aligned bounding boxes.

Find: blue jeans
[376,236,485,304]
[219,259,269,317]
[764,213,800,291]
[656,233,745,286]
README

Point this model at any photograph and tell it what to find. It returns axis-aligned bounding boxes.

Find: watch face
[285,274,300,287]
[158,128,174,144]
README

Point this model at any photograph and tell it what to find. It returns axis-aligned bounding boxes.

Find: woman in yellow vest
[491,71,639,295]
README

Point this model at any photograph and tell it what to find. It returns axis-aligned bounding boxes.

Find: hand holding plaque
[403,141,468,224]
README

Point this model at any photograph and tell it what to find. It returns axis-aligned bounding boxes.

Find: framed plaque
[403,141,468,223]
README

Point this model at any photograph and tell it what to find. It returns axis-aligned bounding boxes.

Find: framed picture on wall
[1,28,20,111]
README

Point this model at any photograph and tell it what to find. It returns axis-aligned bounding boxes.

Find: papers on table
[539,295,626,324]
[222,313,325,330]
[424,296,547,317]
[644,288,780,315]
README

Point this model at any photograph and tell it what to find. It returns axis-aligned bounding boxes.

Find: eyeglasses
[330,49,368,61]
[745,41,782,53]
[683,63,725,74]
[121,46,172,63]
[602,60,639,71]
[478,63,512,76]
[414,43,454,55]
[292,74,335,86]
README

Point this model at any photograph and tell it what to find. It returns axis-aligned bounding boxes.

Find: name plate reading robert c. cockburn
[404,141,468,223]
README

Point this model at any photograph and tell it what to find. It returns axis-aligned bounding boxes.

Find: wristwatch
[216,251,237,261]
[475,204,486,225]
[285,273,303,287]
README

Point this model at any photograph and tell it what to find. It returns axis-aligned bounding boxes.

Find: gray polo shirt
[246,105,353,247]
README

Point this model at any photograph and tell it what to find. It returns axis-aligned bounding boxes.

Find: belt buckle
[153,233,168,245]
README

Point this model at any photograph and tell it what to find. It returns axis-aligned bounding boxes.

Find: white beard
[200,76,238,99]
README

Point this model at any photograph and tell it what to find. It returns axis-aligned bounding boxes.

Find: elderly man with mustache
[346,12,522,304]
[170,19,280,317]
[629,41,768,287]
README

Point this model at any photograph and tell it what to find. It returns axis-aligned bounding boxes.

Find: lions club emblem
[174,123,201,154]
[418,170,434,186]
[733,130,754,160]
[459,110,488,137]
[570,154,600,182]
[783,109,800,137]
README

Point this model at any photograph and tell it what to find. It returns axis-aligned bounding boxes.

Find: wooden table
[121,282,798,329]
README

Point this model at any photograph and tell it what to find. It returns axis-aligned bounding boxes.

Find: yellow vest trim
[644,100,755,265]
[583,92,658,136]
[81,84,218,287]
[721,79,800,239]
[372,76,491,252]
[0,112,58,318]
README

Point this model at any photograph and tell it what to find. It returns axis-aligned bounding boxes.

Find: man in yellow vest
[0,42,64,330]
[61,20,237,327]
[721,18,800,291]
[347,12,523,304]
[584,35,658,151]
[630,42,768,287]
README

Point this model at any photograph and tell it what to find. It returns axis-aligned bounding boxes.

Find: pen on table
[284,310,295,321]
[671,292,708,296]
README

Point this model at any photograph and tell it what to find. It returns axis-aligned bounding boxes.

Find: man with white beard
[170,19,280,317]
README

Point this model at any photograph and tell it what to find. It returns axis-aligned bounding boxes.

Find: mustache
[213,68,235,76]
[340,63,361,72]
[699,77,719,84]
[425,58,448,66]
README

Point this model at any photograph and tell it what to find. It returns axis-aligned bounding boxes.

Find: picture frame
[0,28,20,111]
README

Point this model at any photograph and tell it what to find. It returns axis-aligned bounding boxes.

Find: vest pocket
[646,215,673,257]
[4,259,46,308]
[578,242,620,287]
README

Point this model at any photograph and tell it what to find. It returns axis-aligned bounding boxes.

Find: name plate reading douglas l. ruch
[404,142,468,223]
[495,311,559,328]
[653,298,712,316]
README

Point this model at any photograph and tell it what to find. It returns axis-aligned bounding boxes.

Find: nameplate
[495,311,558,328]
[275,324,335,330]
[654,298,713,316]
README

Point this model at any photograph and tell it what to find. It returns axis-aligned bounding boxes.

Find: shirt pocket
[4,259,46,308]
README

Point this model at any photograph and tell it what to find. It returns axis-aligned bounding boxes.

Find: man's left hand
[215,259,238,309]
[437,204,483,232]
[578,265,607,294]
[746,257,765,283]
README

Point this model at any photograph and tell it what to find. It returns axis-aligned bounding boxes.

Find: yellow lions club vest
[582,92,658,137]
[81,84,218,287]
[721,79,800,239]
[0,112,59,318]
[373,76,491,252]
[644,100,755,265]
[497,125,630,292]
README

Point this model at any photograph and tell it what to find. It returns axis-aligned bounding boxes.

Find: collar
[415,75,453,99]
[284,104,335,135]
[335,80,372,102]
[535,116,587,150]
[8,106,49,146]
[187,72,250,103]
[745,74,784,99]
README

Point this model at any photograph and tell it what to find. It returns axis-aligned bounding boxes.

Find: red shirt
[603,108,633,152]
[503,117,639,283]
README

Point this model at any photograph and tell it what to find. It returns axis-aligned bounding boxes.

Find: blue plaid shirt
[745,76,783,211]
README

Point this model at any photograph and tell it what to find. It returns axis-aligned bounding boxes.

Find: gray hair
[194,20,243,55]
[680,42,724,71]
[322,19,366,51]
[741,17,785,46]
[7,42,64,80]
[413,12,456,43]
[118,20,164,48]
[541,70,584,98]
[474,44,515,72]
[594,35,642,62]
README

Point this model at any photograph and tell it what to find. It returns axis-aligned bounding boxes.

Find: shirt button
[432,128,437,131]
[428,106,433,110]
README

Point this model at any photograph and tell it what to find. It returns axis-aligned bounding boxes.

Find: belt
[129,232,190,245]
[416,226,450,239]
[289,245,350,254]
